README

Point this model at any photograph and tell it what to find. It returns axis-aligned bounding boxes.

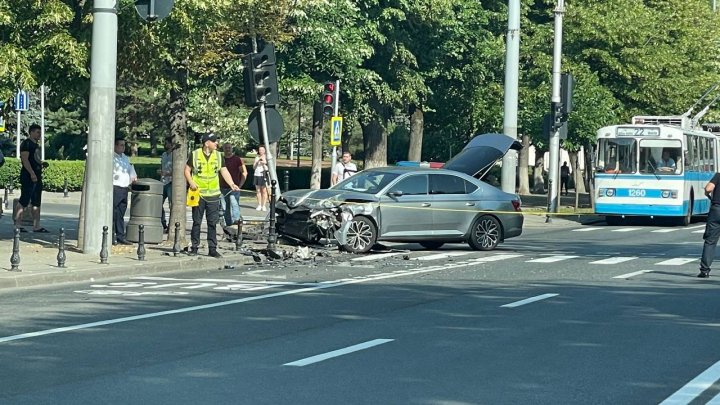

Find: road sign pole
[260,102,280,198]
[330,80,341,188]
[546,0,565,222]
[15,110,21,157]
[40,84,45,161]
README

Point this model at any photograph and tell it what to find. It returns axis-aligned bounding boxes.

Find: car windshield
[333,171,401,194]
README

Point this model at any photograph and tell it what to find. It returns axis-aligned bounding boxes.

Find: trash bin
[126,178,164,244]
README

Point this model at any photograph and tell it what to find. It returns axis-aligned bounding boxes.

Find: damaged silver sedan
[276,134,524,253]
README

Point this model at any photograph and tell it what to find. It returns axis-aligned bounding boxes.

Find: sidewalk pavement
[0,189,271,291]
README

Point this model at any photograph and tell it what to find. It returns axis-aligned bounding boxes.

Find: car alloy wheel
[344,216,377,254]
[469,215,500,251]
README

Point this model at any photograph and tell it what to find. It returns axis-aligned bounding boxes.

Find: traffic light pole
[330,80,340,186]
[501,0,520,195]
[259,101,280,198]
[546,0,565,222]
[15,110,20,157]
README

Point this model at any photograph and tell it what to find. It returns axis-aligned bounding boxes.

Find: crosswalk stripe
[470,254,524,263]
[526,255,578,263]
[688,224,706,230]
[572,228,603,232]
[611,227,643,233]
[651,229,679,233]
[351,252,405,262]
[693,230,705,234]
[656,258,697,266]
[590,256,638,264]
[613,270,653,279]
[415,252,472,261]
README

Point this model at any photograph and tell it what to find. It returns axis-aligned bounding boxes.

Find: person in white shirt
[253,146,269,211]
[331,151,357,186]
[657,149,676,171]
[113,136,137,245]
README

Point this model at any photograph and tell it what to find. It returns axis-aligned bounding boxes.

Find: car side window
[392,174,428,195]
[429,174,467,195]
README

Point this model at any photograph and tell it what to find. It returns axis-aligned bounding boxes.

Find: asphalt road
[1,217,719,404]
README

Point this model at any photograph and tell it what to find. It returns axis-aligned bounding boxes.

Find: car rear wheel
[468,215,501,251]
[343,216,377,254]
[419,241,444,250]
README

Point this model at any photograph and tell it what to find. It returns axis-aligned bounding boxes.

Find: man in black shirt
[699,172,720,277]
[14,124,47,233]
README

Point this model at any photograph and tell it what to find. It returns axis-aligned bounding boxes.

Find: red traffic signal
[321,81,338,116]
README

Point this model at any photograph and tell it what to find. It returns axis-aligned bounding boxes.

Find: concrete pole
[546,0,565,220]
[40,84,45,161]
[501,0,521,194]
[82,0,117,254]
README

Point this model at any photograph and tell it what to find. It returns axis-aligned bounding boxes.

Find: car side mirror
[388,190,404,198]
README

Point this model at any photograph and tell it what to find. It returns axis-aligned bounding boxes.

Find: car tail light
[511,200,521,212]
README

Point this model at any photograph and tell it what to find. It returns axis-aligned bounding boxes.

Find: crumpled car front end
[275,189,376,245]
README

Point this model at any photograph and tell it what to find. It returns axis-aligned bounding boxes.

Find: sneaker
[208,250,223,259]
[256,205,262,211]
[187,248,199,256]
[261,206,268,211]
[698,271,710,278]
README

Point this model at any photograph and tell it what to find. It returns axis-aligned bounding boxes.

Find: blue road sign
[14,90,28,112]
[330,117,342,146]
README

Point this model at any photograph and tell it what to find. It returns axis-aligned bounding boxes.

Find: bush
[0,158,85,192]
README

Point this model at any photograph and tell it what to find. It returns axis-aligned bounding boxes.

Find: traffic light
[0,101,4,132]
[321,81,338,116]
[551,101,564,131]
[560,73,574,115]
[243,42,279,106]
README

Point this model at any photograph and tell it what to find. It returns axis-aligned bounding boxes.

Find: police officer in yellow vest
[184,133,240,258]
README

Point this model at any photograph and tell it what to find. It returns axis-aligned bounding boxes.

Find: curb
[0,254,257,290]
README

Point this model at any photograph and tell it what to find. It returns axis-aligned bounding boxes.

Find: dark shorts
[19,173,42,207]
[254,175,266,187]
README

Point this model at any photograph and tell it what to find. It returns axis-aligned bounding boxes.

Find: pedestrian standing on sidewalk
[560,161,570,196]
[253,145,269,211]
[699,172,720,278]
[112,136,137,245]
[220,142,247,226]
[331,151,357,186]
[15,124,48,233]
[158,138,173,233]
[184,133,239,258]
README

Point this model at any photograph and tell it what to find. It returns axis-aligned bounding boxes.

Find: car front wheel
[468,215,501,251]
[343,216,377,253]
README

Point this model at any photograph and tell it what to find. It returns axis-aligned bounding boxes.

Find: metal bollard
[3,187,8,210]
[137,224,146,261]
[234,217,243,251]
[268,180,278,250]
[63,177,68,198]
[8,183,14,195]
[283,170,290,192]
[173,222,181,257]
[10,228,21,272]
[100,226,109,264]
[57,228,66,268]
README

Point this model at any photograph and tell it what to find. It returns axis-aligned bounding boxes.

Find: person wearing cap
[184,133,240,258]
[112,136,137,245]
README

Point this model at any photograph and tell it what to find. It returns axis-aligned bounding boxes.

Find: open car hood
[442,133,523,177]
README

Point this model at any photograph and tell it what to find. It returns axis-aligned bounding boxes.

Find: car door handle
[465,202,475,206]
[421,203,431,207]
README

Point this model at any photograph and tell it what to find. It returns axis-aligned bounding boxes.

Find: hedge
[0,158,85,192]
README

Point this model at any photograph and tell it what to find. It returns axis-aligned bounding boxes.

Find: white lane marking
[611,227,643,233]
[688,224,706,230]
[415,252,471,261]
[651,229,679,233]
[501,293,558,308]
[526,255,578,263]
[470,254,524,263]
[659,359,720,405]
[692,230,705,234]
[283,339,394,367]
[590,256,638,265]
[612,270,653,279]
[656,258,697,266]
[351,252,405,262]
[572,228,603,232]
[0,260,483,343]
[707,391,720,405]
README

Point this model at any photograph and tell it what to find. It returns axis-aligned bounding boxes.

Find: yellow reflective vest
[191,149,222,197]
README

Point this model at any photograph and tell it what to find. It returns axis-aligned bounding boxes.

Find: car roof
[365,166,449,175]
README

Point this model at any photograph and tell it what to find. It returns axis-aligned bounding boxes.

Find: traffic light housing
[551,101,564,131]
[560,73,574,115]
[243,42,279,106]
[321,81,337,116]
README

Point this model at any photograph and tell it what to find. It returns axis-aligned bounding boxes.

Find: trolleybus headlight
[606,188,615,197]
[661,190,670,198]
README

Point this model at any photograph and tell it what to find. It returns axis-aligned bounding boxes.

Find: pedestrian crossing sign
[330,116,342,146]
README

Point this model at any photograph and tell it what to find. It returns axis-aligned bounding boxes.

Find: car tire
[468,215,501,251]
[419,241,444,250]
[343,216,377,254]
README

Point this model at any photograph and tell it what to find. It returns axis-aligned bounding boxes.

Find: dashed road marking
[660,358,720,404]
[611,227,643,233]
[656,258,697,266]
[612,270,653,279]
[415,252,472,261]
[283,339,394,367]
[500,293,558,308]
[526,255,578,263]
[590,256,638,265]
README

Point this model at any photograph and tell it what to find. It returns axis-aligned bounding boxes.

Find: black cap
[202,133,218,144]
